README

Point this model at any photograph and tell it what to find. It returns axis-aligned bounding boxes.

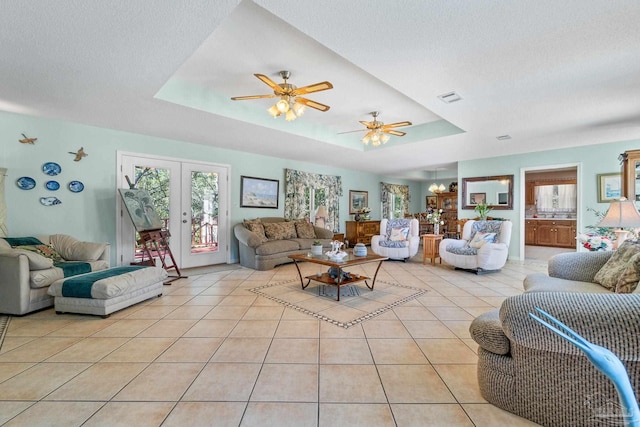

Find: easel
[136,228,186,284]
[121,175,186,284]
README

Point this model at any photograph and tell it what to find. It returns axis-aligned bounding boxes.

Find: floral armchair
[439,220,512,273]
[371,218,420,261]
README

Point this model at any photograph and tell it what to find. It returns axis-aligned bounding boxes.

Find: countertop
[525,217,576,220]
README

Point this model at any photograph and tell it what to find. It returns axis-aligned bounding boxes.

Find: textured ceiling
[1,0,639,180]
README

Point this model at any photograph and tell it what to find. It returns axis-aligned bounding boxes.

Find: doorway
[117,152,230,269]
[521,164,580,261]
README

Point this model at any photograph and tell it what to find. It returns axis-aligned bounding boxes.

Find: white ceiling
[1,0,639,181]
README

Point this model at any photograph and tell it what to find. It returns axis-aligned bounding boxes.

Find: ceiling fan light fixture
[276,98,290,113]
[267,105,281,118]
[292,101,305,117]
[381,133,390,144]
[362,132,372,145]
[285,109,297,122]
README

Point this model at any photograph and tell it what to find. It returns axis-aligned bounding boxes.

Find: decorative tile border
[250,279,428,329]
[0,315,10,350]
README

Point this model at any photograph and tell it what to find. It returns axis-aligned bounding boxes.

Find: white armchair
[439,220,512,274]
[371,218,420,261]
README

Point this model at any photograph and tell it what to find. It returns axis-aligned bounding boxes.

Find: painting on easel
[119,189,164,231]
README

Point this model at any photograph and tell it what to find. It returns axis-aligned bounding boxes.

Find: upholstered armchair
[371,218,420,261]
[439,219,512,273]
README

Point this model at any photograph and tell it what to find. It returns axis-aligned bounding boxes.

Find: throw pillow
[10,248,54,270]
[13,244,64,263]
[246,223,268,243]
[594,240,640,291]
[50,234,105,261]
[469,232,497,249]
[389,227,410,242]
[295,221,316,239]
[4,236,44,246]
[615,252,640,293]
[263,222,297,240]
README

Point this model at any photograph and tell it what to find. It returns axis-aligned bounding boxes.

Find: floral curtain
[380,182,410,219]
[284,168,343,232]
[0,168,6,237]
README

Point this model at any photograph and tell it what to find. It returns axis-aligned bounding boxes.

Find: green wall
[458,139,640,259]
[0,111,423,265]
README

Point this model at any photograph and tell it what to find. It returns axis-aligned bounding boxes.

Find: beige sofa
[470,250,640,426]
[234,217,333,270]
[0,235,110,315]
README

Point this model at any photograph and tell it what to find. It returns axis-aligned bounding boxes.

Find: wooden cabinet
[436,192,458,237]
[525,182,536,205]
[436,192,457,211]
[345,220,380,247]
[621,149,640,201]
[525,220,537,245]
[526,219,576,248]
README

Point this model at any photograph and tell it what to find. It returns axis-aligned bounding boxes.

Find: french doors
[117,153,229,269]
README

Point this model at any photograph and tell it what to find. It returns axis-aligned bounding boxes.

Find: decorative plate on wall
[45,180,60,191]
[40,197,61,206]
[16,176,36,190]
[42,162,62,176]
[68,180,84,193]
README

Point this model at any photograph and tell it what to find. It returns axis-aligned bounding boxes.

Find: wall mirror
[462,174,514,210]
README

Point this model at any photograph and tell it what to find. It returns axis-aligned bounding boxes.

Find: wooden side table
[422,234,443,265]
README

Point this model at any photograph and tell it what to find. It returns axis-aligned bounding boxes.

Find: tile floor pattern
[0,256,549,427]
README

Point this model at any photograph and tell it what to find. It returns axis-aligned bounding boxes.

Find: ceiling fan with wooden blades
[231,71,333,121]
[339,111,412,146]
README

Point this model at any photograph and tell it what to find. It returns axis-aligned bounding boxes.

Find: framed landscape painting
[240,176,279,208]
[349,190,368,214]
[597,173,621,203]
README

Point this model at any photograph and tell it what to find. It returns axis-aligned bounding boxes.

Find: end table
[422,234,443,265]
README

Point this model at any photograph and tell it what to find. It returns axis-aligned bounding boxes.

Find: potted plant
[475,202,493,220]
[311,240,324,255]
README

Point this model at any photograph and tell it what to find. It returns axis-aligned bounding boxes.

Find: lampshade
[597,197,640,248]
[597,198,640,227]
[315,205,329,218]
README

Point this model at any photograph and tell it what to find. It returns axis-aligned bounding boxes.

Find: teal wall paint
[1,111,424,265]
[459,140,640,259]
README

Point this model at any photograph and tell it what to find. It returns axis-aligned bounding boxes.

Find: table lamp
[315,205,329,229]
[597,197,640,249]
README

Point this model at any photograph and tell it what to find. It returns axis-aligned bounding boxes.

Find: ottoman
[47,266,168,317]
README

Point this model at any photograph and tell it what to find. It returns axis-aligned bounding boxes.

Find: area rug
[0,315,10,350]
[250,279,428,328]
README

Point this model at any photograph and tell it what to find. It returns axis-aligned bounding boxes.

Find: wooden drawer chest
[345,220,380,247]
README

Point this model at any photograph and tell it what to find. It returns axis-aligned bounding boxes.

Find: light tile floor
[0,256,549,426]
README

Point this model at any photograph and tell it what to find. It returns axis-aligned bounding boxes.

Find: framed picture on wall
[597,173,621,203]
[349,190,368,214]
[470,192,486,205]
[240,176,279,208]
[426,195,437,209]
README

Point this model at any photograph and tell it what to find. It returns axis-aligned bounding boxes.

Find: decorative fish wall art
[19,133,37,144]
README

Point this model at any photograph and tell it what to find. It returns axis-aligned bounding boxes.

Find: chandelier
[428,169,446,193]
[267,95,306,122]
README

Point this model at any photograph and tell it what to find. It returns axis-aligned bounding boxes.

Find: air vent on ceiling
[438,91,462,103]
[496,135,512,141]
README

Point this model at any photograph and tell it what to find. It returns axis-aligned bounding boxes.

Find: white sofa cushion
[50,234,106,261]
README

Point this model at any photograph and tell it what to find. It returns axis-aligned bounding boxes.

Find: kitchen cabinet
[526,219,576,248]
[345,220,380,247]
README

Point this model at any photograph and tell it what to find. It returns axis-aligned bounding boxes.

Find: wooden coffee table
[288,252,388,301]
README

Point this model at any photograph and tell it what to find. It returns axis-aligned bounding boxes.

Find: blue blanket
[62,266,147,299]
[54,262,92,278]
